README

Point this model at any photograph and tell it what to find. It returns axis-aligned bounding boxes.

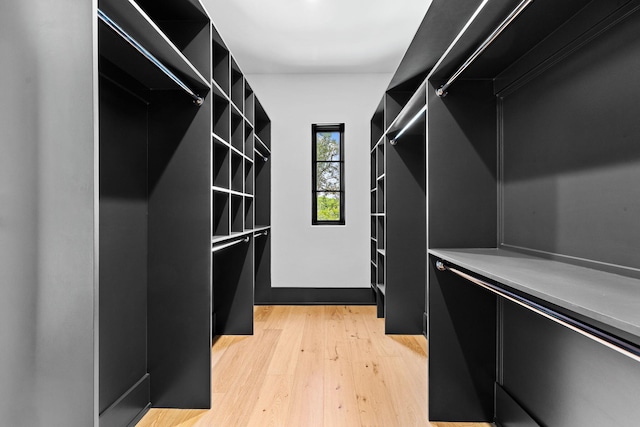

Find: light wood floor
[137,305,492,427]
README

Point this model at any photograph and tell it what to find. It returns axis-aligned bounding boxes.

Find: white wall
[247,73,391,288]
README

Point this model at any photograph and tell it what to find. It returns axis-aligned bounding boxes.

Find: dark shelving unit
[97,0,212,425]
[373,0,640,424]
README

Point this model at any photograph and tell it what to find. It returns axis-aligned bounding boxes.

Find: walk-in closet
[2,0,639,426]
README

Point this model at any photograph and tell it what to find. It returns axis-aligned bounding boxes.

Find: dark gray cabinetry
[98,0,212,425]
[377,0,640,424]
[211,28,272,335]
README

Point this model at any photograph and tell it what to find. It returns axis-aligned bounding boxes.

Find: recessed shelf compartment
[133,0,211,78]
[213,140,230,189]
[244,158,254,196]
[255,153,271,227]
[244,122,254,159]
[371,262,377,287]
[212,25,229,95]
[244,82,254,124]
[376,179,384,214]
[230,110,244,152]
[213,91,230,143]
[98,0,210,94]
[244,196,254,230]
[376,142,385,179]
[230,57,244,111]
[371,216,376,239]
[255,98,271,149]
[213,191,230,237]
[230,194,244,233]
[230,152,243,193]
[377,216,385,250]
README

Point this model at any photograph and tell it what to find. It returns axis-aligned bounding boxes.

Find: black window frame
[312,123,345,225]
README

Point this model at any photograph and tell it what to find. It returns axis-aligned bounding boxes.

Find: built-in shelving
[209,23,272,339]
[370,93,425,332]
[379,0,640,424]
[97,0,212,425]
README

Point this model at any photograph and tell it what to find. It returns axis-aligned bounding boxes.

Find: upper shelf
[427,0,630,95]
[99,0,210,92]
[387,0,490,90]
[429,247,640,341]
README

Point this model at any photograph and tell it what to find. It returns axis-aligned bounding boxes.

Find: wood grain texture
[136,305,492,427]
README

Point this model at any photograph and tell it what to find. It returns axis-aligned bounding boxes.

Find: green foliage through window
[312,124,344,225]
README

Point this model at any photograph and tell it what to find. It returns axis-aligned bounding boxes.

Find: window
[312,123,345,225]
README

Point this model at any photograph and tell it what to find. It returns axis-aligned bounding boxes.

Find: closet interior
[98,0,271,425]
[374,0,640,424]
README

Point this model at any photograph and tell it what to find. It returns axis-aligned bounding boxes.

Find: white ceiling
[202,0,433,75]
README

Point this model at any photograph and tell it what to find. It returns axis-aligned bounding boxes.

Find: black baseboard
[100,374,150,427]
[255,285,376,305]
[495,383,539,427]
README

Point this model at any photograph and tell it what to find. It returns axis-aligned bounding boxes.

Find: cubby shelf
[209,21,272,343]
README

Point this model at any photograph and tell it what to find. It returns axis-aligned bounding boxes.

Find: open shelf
[244,82,255,124]
[430,248,640,340]
[99,0,210,94]
[230,194,244,233]
[211,25,229,95]
[213,139,230,189]
[244,196,254,230]
[213,90,230,143]
[255,98,271,149]
[244,158,254,196]
[230,151,243,193]
[244,121,254,159]
[230,57,244,110]
[230,110,244,152]
[213,191,230,237]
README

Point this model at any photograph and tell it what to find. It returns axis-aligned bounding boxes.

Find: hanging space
[426,0,640,424]
[97,0,212,425]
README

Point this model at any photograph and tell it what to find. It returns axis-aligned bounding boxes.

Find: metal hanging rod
[98,9,204,106]
[254,230,269,238]
[435,260,640,364]
[435,0,534,97]
[254,147,268,162]
[212,236,250,253]
[390,105,427,145]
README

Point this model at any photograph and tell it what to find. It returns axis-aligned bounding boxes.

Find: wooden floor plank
[136,305,491,427]
[245,374,292,427]
[323,340,361,427]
